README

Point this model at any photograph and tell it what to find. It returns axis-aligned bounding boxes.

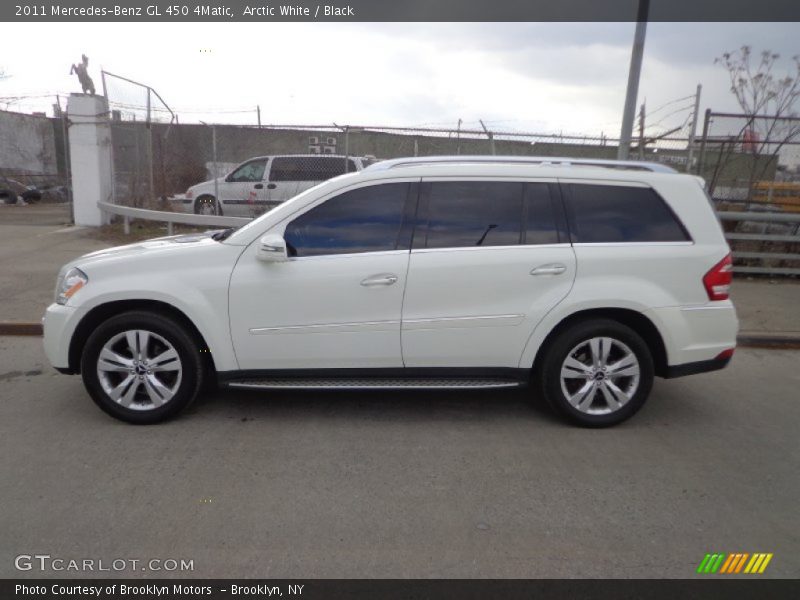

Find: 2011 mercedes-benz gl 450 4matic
[43,157,738,427]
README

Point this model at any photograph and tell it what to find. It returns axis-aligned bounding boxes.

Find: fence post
[146,87,155,203]
[685,84,702,173]
[480,120,496,155]
[167,221,174,236]
[123,215,130,235]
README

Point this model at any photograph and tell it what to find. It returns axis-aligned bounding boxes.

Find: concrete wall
[103,121,778,205]
[0,110,61,177]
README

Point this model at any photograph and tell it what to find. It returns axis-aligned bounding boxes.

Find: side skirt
[217,367,531,390]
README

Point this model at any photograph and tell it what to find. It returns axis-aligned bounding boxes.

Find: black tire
[535,319,654,427]
[194,195,220,215]
[21,190,42,203]
[81,311,205,424]
[1,190,18,204]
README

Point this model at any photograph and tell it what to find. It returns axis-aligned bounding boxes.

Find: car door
[220,158,269,212]
[401,179,576,368]
[228,180,418,370]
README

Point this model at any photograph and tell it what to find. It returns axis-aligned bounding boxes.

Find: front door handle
[530,263,567,276]
[254,183,264,189]
[360,274,398,287]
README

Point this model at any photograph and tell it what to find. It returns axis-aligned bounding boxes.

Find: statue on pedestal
[70,54,96,95]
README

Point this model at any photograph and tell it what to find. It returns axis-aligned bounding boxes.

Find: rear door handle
[267,183,277,190]
[530,263,567,276]
[361,274,398,286]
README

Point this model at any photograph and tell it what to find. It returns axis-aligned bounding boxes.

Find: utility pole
[617,0,650,160]
[638,103,646,160]
[456,118,462,155]
[257,105,261,128]
[686,84,702,173]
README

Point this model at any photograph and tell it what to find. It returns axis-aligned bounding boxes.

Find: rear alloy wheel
[537,319,654,427]
[81,311,204,424]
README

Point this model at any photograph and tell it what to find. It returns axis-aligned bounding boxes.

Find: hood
[67,231,223,272]
[188,177,224,193]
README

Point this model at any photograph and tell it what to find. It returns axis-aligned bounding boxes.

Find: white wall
[67,94,112,226]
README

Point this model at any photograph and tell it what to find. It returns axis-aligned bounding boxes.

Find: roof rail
[365,155,678,174]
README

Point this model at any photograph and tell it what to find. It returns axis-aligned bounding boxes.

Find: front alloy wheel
[97,330,183,410]
[194,195,219,215]
[82,311,204,424]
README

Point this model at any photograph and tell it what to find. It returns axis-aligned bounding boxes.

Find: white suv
[43,157,738,427]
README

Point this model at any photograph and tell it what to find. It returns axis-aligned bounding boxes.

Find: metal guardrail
[98,201,250,235]
[717,211,800,276]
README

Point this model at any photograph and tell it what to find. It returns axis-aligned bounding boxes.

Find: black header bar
[3,0,800,22]
[3,579,800,600]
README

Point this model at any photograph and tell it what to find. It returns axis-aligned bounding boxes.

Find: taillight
[703,253,733,301]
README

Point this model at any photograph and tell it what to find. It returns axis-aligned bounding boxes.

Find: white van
[179,154,375,217]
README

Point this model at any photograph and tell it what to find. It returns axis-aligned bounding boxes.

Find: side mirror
[256,233,288,262]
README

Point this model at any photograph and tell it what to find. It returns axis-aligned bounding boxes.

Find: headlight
[56,267,88,305]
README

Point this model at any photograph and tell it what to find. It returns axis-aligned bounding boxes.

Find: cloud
[2,21,796,137]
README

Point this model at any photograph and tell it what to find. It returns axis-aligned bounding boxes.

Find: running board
[225,378,523,390]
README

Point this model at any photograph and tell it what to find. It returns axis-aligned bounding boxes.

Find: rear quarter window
[566,184,690,243]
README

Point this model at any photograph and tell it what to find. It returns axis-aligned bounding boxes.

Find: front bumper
[42,303,82,372]
[167,195,192,213]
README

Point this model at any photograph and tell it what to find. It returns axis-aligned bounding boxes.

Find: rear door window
[565,184,690,243]
[418,181,560,249]
[421,181,524,248]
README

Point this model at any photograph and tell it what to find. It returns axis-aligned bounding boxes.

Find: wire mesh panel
[700,112,800,202]
[699,112,800,276]
[103,71,174,208]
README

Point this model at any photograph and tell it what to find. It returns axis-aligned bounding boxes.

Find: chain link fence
[697,111,800,276]
[98,78,798,276]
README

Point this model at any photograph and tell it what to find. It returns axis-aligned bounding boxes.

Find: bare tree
[711,46,800,197]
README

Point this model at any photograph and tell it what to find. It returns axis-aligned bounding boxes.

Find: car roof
[351,157,687,186]
[366,155,677,174]
[243,154,366,161]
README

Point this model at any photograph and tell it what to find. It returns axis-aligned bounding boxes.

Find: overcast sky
[2,22,798,139]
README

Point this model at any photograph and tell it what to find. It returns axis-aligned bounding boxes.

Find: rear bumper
[662,355,731,379]
[646,301,738,367]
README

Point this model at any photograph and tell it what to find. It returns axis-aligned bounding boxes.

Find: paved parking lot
[1,336,798,578]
